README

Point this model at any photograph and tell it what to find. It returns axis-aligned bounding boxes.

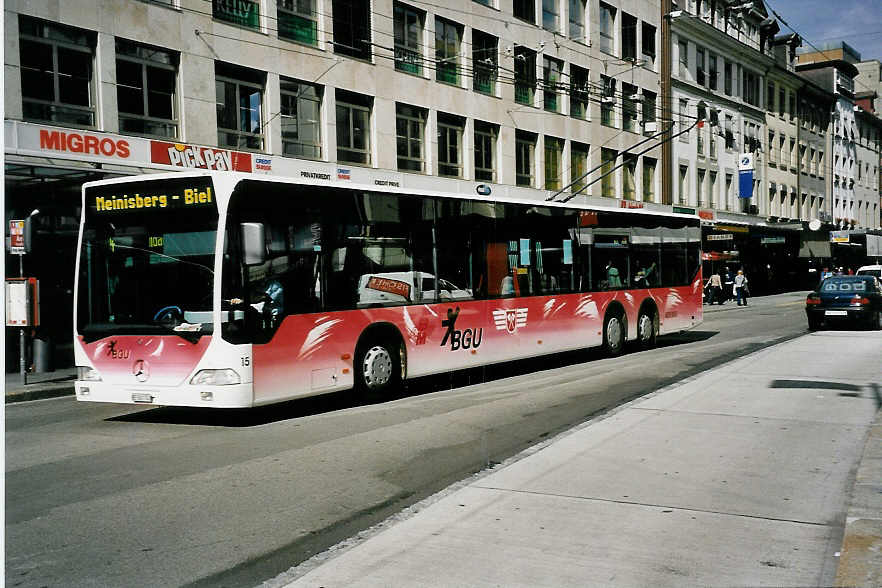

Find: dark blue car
[805,276,882,331]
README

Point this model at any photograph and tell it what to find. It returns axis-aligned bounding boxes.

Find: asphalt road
[5,292,812,588]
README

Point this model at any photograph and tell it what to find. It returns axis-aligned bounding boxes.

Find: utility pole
[661,0,673,206]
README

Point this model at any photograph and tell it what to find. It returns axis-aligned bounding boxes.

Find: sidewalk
[4,367,76,403]
[272,330,882,587]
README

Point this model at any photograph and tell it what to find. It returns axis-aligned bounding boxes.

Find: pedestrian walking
[722,268,734,304]
[734,269,749,306]
[705,272,723,305]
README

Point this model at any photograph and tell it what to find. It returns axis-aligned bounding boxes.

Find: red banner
[151,141,252,172]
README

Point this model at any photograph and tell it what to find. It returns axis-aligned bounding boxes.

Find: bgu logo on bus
[151,141,252,172]
[440,307,483,351]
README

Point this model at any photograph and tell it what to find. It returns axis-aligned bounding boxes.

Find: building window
[724,61,733,95]
[215,63,264,150]
[336,89,372,164]
[514,46,536,105]
[696,48,705,86]
[213,0,260,29]
[642,89,657,131]
[570,65,590,120]
[514,0,535,24]
[472,30,498,94]
[708,54,717,90]
[435,18,461,85]
[599,2,616,55]
[569,0,586,42]
[622,12,637,61]
[601,148,617,198]
[679,98,689,141]
[543,57,562,112]
[789,92,796,121]
[116,39,178,139]
[395,103,426,172]
[474,120,497,182]
[438,113,464,177]
[516,131,536,187]
[743,69,760,107]
[768,130,776,164]
[279,0,318,46]
[571,141,590,194]
[697,168,707,207]
[623,156,637,200]
[394,3,423,74]
[678,164,689,204]
[724,114,734,151]
[601,75,616,127]
[544,136,564,190]
[543,0,560,32]
[766,81,775,111]
[696,103,705,155]
[643,157,656,202]
[333,0,371,59]
[622,83,638,133]
[708,170,717,208]
[19,16,96,127]
[642,22,656,66]
[280,78,322,158]
[678,40,688,77]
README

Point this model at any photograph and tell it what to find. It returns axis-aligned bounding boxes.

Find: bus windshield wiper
[110,243,214,275]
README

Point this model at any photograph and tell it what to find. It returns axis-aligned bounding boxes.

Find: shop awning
[798,236,832,258]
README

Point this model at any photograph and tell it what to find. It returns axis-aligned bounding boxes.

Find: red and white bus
[74,171,703,407]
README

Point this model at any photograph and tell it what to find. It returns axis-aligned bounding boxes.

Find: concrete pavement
[269,327,882,587]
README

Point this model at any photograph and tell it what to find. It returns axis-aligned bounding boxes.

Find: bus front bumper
[74,381,255,408]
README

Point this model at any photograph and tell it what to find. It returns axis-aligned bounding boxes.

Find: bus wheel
[603,312,625,357]
[355,340,401,398]
[636,310,656,349]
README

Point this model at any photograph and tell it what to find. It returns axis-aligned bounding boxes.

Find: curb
[835,399,882,588]
[6,384,75,404]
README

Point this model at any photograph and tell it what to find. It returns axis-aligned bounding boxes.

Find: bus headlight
[77,366,102,381]
[190,369,241,386]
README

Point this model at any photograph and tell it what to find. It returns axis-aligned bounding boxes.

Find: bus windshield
[77,178,219,341]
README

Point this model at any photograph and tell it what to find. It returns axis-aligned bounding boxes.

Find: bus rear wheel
[603,312,625,357]
[636,310,656,349]
[355,339,402,399]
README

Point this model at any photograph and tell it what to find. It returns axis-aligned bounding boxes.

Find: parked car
[805,275,882,330]
[856,264,882,278]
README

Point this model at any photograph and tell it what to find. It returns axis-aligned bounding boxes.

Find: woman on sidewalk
[734,270,749,306]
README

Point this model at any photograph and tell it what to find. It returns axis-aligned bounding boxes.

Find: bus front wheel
[603,312,625,357]
[355,339,402,398]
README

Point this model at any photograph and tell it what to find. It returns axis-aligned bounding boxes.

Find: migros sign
[39,129,131,158]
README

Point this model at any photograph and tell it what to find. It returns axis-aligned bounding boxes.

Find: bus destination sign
[92,184,214,214]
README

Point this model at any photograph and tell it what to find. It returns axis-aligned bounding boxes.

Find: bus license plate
[825,310,847,316]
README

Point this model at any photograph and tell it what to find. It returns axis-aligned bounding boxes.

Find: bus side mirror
[240,222,266,266]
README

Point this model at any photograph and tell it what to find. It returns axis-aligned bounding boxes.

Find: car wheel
[603,311,625,357]
[636,310,656,350]
[807,316,822,331]
[867,310,881,331]
[355,339,402,399]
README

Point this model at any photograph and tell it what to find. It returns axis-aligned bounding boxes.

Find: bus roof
[82,170,701,222]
